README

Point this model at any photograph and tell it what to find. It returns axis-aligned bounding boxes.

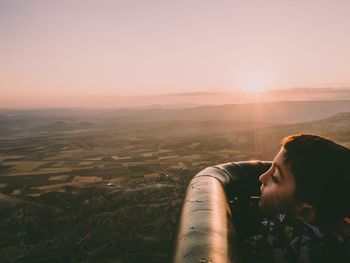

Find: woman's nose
[259,172,268,184]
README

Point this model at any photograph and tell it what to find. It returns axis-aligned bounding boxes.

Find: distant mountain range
[1,100,350,127]
[1,87,350,109]
[108,99,350,124]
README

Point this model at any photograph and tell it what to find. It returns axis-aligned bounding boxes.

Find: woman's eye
[270,174,279,183]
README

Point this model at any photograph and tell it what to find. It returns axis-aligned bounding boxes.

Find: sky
[1,0,350,108]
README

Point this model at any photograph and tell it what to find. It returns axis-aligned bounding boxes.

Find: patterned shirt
[243,214,350,263]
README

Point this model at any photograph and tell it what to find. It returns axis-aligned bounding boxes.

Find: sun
[244,73,269,93]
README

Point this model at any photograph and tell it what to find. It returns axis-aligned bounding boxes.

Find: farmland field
[0,105,349,262]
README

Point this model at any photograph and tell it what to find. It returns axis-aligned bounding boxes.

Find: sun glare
[244,73,270,93]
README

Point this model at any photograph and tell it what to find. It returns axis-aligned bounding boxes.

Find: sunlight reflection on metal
[211,178,232,263]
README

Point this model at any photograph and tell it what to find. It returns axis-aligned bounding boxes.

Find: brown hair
[282,134,350,224]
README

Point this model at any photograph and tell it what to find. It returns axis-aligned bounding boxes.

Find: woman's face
[258,148,298,215]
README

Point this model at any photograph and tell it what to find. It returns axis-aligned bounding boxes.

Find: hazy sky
[1,0,350,107]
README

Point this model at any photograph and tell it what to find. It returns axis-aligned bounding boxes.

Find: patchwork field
[0,108,349,262]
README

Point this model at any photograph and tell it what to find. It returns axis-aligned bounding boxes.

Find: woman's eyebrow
[274,163,285,179]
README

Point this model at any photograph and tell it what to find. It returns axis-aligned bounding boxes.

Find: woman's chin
[258,200,277,216]
[257,199,264,211]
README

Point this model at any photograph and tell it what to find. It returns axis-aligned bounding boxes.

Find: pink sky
[1,0,350,108]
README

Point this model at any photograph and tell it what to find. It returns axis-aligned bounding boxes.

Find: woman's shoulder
[244,213,350,263]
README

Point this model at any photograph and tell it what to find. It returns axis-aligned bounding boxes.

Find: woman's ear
[295,203,317,223]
